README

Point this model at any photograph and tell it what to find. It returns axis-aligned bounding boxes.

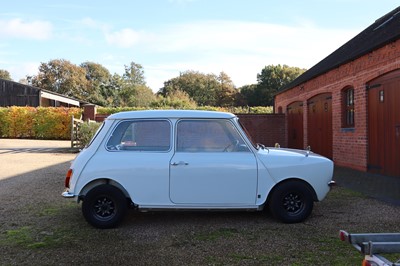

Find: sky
[1,0,399,92]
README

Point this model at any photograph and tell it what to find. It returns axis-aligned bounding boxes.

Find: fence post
[71,116,84,149]
[71,115,74,148]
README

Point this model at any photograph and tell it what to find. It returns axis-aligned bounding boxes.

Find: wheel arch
[266,178,318,205]
[78,178,132,203]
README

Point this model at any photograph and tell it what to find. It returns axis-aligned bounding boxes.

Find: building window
[342,87,355,128]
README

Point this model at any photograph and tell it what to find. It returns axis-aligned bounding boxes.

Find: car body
[63,110,334,228]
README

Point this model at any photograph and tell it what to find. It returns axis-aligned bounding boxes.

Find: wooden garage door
[368,70,400,177]
[307,93,333,159]
[287,101,304,149]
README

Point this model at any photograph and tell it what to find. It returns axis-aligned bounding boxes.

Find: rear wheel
[268,181,314,223]
[82,185,127,229]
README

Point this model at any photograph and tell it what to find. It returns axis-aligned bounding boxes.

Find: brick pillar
[83,104,96,121]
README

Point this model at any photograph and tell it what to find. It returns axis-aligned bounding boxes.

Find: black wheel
[82,185,127,229]
[268,181,314,223]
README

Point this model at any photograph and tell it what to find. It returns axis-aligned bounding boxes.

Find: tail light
[65,169,73,188]
[362,259,378,266]
[339,230,349,242]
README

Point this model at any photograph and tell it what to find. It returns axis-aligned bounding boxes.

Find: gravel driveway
[1,139,399,265]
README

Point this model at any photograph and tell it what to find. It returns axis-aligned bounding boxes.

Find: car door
[103,119,173,204]
[169,119,258,205]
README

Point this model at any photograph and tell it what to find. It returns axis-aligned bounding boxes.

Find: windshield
[236,118,258,149]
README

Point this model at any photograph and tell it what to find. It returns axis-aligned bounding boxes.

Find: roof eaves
[276,6,400,95]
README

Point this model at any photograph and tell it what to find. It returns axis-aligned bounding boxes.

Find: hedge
[0,107,82,140]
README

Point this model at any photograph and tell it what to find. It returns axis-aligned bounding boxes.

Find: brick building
[275,7,400,177]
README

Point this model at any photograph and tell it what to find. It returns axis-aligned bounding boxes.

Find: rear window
[106,120,171,152]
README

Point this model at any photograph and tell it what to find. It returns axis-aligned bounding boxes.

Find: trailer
[339,230,400,266]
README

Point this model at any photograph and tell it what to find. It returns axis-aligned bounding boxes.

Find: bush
[78,122,101,148]
[96,106,273,115]
[0,107,82,139]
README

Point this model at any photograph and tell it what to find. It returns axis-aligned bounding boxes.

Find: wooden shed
[0,78,81,107]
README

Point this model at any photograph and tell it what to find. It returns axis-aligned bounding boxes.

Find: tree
[81,62,113,106]
[238,84,258,106]
[255,64,306,106]
[106,74,124,106]
[118,62,154,107]
[159,70,223,106]
[151,89,197,109]
[0,69,12,80]
[216,71,238,107]
[123,62,146,86]
[28,59,91,101]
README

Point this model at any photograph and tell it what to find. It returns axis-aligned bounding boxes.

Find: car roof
[106,110,236,120]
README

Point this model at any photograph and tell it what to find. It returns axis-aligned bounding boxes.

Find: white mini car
[63,110,334,228]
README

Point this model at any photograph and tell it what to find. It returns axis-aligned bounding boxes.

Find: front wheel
[82,185,127,229]
[268,181,314,223]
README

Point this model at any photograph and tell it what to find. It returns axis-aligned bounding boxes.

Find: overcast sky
[1,0,398,91]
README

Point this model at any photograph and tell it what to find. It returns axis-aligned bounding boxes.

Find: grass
[1,226,62,249]
[1,187,399,265]
[194,228,239,241]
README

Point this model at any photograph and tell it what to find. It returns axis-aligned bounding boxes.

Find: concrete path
[0,139,76,181]
[334,166,400,206]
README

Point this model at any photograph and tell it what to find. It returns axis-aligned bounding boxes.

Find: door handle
[171,161,189,166]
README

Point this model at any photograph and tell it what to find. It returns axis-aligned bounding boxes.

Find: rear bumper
[62,190,75,198]
[328,180,336,187]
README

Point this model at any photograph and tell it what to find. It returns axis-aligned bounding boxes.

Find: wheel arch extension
[78,179,132,203]
[265,178,318,205]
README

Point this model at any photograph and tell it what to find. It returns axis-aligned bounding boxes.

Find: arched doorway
[307,93,333,159]
[367,69,400,177]
[287,101,304,149]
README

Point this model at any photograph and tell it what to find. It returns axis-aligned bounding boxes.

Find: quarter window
[342,87,355,128]
[177,120,249,152]
[107,120,171,151]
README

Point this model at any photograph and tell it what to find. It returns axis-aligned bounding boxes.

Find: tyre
[268,181,314,223]
[82,185,127,229]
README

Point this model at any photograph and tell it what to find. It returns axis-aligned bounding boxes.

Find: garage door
[368,70,400,177]
[307,93,333,159]
[287,101,304,149]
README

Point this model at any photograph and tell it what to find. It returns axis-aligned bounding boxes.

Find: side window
[106,120,171,151]
[177,119,249,152]
[342,87,355,128]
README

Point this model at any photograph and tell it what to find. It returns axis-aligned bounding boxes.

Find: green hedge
[78,122,101,147]
[0,107,82,140]
[97,106,273,115]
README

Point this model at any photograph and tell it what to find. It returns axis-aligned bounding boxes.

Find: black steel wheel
[268,181,314,223]
[82,185,127,229]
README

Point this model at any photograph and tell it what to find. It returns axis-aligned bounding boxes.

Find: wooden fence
[71,116,83,148]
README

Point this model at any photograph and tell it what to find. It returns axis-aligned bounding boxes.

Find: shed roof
[277,6,400,94]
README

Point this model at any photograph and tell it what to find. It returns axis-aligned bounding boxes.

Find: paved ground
[0,139,399,206]
[0,139,76,182]
[334,166,400,206]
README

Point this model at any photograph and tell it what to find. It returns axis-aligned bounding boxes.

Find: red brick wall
[237,114,287,148]
[84,106,287,148]
[82,104,96,121]
[275,39,400,171]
